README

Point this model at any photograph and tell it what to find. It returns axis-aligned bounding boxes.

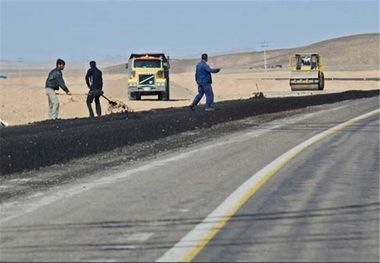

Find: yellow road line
[182,165,279,262]
[157,109,379,262]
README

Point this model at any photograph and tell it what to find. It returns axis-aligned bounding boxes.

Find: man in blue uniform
[190,53,221,111]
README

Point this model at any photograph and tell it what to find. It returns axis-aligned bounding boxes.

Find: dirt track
[0,90,378,175]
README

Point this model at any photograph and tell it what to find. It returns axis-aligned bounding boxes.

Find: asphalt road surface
[0,96,379,262]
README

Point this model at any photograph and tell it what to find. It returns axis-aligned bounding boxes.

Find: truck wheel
[135,94,141,100]
[159,92,169,101]
[318,72,325,90]
[128,93,135,100]
[165,86,170,101]
[164,92,170,101]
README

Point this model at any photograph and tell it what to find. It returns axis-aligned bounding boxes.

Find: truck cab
[127,53,170,100]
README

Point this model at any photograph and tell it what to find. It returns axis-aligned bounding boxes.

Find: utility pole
[260,41,268,72]
[17,57,23,78]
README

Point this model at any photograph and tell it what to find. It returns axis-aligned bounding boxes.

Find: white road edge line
[156,109,379,262]
[0,104,349,224]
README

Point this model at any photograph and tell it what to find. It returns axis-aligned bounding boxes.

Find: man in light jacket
[45,59,71,119]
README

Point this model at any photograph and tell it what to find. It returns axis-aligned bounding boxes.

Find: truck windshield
[134,60,161,68]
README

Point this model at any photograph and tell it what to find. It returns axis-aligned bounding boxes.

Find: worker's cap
[201,53,208,60]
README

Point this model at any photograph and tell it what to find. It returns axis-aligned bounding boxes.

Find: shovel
[101,94,118,106]
[89,90,118,106]
[60,91,129,111]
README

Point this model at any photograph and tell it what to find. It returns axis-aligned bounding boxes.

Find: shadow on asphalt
[0,202,378,253]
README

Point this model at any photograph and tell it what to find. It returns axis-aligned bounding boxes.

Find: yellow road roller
[289,53,324,91]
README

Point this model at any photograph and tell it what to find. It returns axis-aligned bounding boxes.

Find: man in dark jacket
[85,61,103,117]
[45,59,71,119]
[190,53,221,111]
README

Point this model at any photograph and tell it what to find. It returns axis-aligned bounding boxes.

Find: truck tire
[128,92,135,101]
[159,92,169,101]
[164,90,170,101]
[163,85,170,101]
[318,72,325,90]
[135,94,141,100]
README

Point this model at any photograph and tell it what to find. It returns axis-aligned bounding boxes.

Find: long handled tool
[101,94,118,106]
[252,83,265,99]
[100,93,132,113]
[59,91,131,112]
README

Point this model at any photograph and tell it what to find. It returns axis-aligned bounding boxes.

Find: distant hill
[104,33,379,74]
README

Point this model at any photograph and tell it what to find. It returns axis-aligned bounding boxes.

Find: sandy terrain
[1,33,378,126]
[0,69,379,126]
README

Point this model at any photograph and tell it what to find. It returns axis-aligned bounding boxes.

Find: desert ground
[0,68,378,126]
[1,33,379,126]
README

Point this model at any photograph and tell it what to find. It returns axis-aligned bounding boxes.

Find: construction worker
[45,59,71,120]
[190,53,221,111]
[85,60,103,117]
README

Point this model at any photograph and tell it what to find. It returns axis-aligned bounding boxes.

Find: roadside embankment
[0,89,378,175]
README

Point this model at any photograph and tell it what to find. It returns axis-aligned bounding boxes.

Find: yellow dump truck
[289,53,324,91]
[126,53,170,100]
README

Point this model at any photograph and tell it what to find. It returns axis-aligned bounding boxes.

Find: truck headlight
[157,71,164,78]
[129,82,137,87]
[157,82,165,86]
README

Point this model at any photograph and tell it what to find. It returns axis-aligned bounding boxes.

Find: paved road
[193,110,379,262]
[0,96,378,262]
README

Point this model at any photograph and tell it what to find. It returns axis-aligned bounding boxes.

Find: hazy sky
[0,0,379,63]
